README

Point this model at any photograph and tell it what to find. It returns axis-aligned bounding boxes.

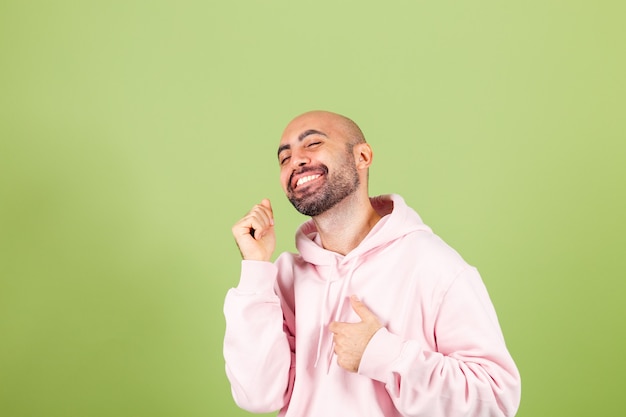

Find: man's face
[278,115,360,217]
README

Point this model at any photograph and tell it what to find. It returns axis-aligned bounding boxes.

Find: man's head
[277,111,373,216]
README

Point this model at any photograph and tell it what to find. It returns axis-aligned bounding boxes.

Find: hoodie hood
[295,194,431,266]
[293,194,432,369]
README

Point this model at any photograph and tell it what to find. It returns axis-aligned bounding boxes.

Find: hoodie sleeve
[223,260,295,413]
[358,267,521,417]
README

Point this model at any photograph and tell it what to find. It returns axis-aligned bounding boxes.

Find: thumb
[261,198,274,224]
[350,295,375,321]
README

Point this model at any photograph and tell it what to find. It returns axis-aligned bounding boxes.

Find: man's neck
[312,193,382,256]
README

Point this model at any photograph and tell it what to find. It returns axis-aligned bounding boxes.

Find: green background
[1,1,624,416]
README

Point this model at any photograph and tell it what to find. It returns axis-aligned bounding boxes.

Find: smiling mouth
[289,165,328,192]
[296,174,321,188]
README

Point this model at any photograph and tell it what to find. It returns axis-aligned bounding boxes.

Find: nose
[291,150,310,167]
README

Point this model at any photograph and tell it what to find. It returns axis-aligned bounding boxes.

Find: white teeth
[296,174,321,187]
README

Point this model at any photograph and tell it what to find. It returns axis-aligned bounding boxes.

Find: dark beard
[287,163,360,217]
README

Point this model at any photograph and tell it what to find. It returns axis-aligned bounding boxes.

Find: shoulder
[397,230,476,289]
[274,251,302,269]
[391,225,467,263]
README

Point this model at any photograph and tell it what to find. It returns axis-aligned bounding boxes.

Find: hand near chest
[329,295,383,373]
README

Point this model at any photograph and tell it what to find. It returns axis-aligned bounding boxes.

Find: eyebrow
[277,129,328,157]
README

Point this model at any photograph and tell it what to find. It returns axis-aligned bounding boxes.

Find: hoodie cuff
[358,327,404,382]
[236,260,278,294]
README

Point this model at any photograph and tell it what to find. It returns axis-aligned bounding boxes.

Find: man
[224,111,521,416]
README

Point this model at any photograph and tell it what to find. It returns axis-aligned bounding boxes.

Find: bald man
[224,111,521,417]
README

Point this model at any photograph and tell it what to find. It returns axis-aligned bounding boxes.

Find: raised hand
[329,295,383,373]
[231,199,276,262]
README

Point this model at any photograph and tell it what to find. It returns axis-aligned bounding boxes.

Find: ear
[354,143,373,170]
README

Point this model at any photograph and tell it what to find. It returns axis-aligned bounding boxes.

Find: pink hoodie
[224,194,521,416]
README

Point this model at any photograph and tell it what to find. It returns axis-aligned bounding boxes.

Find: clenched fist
[232,199,276,262]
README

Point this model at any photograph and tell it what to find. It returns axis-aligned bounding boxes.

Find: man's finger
[350,295,375,321]
[248,215,270,239]
[328,321,339,334]
[242,199,274,239]
[260,198,274,225]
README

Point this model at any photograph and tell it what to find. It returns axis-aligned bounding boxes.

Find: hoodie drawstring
[327,259,359,373]
[313,265,334,368]
[311,258,359,372]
